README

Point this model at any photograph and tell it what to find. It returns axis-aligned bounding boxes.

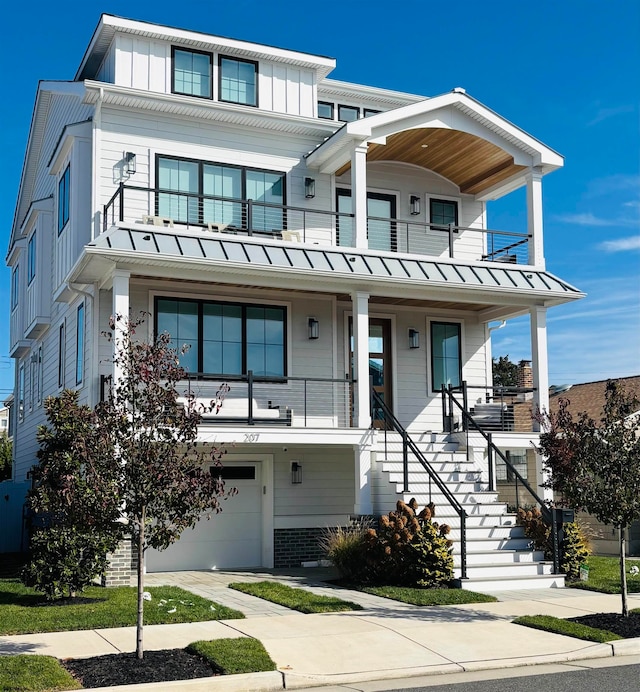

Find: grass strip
[0,580,243,635]
[228,581,363,613]
[187,637,276,675]
[513,614,622,643]
[360,585,498,605]
[0,654,81,691]
[566,556,640,594]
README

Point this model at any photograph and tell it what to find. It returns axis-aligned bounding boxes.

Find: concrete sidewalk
[1,569,639,691]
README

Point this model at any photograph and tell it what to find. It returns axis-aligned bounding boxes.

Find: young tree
[492,355,518,387]
[22,392,124,599]
[100,313,229,659]
[535,381,640,616]
[0,432,12,482]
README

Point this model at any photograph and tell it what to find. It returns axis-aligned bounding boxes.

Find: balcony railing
[183,371,353,428]
[103,183,531,264]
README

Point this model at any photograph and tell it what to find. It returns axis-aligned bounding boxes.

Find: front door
[350,318,393,428]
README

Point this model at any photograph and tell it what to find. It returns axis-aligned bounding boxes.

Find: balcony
[103,184,531,264]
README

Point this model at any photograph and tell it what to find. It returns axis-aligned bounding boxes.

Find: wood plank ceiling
[335,128,527,195]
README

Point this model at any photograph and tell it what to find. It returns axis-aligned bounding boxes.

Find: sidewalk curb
[86,670,284,692]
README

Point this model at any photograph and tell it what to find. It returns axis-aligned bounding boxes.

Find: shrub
[320,518,372,584]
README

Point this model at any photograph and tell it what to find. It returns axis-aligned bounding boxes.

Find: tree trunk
[620,525,628,617]
[136,516,145,659]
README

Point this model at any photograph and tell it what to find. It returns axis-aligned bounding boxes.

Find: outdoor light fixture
[291,461,303,484]
[408,328,420,349]
[124,152,136,175]
[308,317,319,340]
[304,177,316,198]
[409,195,420,215]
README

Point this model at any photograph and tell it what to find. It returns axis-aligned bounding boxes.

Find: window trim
[27,232,37,285]
[11,265,19,312]
[154,296,288,379]
[429,319,463,394]
[218,55,259,107]
[58,322,66,389]
[171,46,213,100]
[58,164,70,234]
[317,101,334,120]
[76,303,85,386]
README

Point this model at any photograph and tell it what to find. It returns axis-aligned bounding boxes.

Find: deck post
[526,167,544,267]
[351,291,371,428]
[351,145,368,249]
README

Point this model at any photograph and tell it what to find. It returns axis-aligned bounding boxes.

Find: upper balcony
[103,183,531,265]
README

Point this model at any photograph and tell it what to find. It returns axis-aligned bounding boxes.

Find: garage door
[146,462,262,572]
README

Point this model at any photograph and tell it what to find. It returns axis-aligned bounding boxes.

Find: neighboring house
[549,377,640,556]
[6,15,584,589]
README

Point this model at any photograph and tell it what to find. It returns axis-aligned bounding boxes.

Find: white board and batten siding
[111,35,316,117]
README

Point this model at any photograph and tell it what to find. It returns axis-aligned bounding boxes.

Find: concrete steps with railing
[373,432,564,591]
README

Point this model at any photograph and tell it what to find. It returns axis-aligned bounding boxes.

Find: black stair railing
[442,384,561,574]
[372,389,467,580]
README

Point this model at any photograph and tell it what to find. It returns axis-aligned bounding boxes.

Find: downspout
[91,87,104,240]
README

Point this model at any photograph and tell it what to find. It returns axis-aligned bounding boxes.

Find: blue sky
[2,0,638,401]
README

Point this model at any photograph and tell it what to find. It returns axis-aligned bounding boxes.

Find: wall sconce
[308,317,319,340]
[291,461,303,484]
[124,152,136,175]
[409,195,420,215]
[304,177,316,199]
[408,328,420,349]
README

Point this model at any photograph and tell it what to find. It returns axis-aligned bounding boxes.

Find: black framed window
[27,232,36,285]
[76,303,84,385]
[363,108,381,117]
[336,188,397,251]
[172,47,212,98]
[156,155,285,231]
[155,297,286,378]
[429,198,458,229]
[431,321,461,391]
[497,450,528,482]
[58,164,70,233]
[10,265,19,311]
[338,104,360,122]
[219,56,258,106]
[318,101,334,119]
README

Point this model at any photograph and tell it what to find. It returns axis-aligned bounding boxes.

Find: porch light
[124,152,136,175]
[291,461,303,484]
[308,317,319,340]
[409,195,420,215]
[304,177,316,198]
[408,328,420,349]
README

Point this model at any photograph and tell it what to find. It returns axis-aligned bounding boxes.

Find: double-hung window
[76,303,84,385]
[27,233,37,284]
[430,321,461,391]
[219,56,258,106]
[172,47,212,98]
[58,164,70,233]
[11,266,19,312]
[156,297,286,378]
[157,156,285,232]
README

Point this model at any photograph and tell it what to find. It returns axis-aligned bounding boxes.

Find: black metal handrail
[372,389,467,579]
[442,384,560,573]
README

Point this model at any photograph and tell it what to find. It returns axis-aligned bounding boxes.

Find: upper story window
[58,164,70,233]
[11,266,19,312]
[18,363,25,423]
[76,303,84,386]
[172,47,213,99]
[31,346,42,409]
[430,321,461,392]
[155,297,286,378]
[338,104,360,122]
[219,56,258,106]
[27,232,37,285]
[363,108,381,117]
[318,101,334,120]
[429,198,458,229]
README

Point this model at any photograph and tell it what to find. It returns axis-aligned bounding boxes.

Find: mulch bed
[567,612,640,638]
[62,649,220,688]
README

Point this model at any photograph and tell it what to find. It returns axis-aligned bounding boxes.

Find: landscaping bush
[319,519,372,584]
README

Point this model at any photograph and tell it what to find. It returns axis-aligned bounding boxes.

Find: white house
[7,14,584,589]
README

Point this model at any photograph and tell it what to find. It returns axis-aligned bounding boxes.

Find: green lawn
[567,556,640,594]
[0,580,243,635]
[228,581,363,613]
[188,638,276,675]
[360,585,498,606]
[0,655,81,692]
[513,614,622,643]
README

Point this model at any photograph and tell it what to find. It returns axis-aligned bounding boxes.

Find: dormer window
[219,56,258,107]
[172,47,213,99]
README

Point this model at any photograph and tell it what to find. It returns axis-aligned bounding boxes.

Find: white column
[352,291,371,428]
[354,443,373,515]
[112,270,130,386]
[351,145,368,249]
[526,167,544,267]
[530,305,553,501]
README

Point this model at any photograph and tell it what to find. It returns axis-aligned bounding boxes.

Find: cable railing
[442,383,561,573]
[372,389,467,579]
[103,183,531,264]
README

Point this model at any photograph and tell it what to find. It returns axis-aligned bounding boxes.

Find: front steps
[373,433,564,591]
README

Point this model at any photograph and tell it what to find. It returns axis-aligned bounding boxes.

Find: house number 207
[244,433,260,443]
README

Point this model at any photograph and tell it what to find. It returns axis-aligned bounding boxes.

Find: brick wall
[102,537,137,586]
[274,528,327,567]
